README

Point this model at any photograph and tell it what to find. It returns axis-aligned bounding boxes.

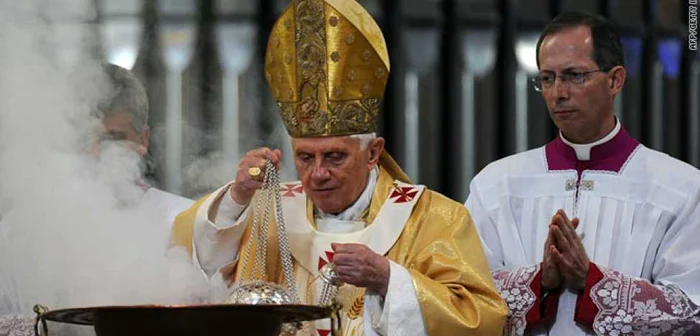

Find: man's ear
[609,65,626,95]
[367,137,384,169]
[137,126,150,156]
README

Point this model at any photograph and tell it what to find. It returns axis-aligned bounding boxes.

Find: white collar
[560,119,621,161]
[315,166,378,222]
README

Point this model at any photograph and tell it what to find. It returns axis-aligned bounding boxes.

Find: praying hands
[542,209,590,291]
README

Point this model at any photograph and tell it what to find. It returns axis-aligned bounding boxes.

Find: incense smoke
[0,0,225,325]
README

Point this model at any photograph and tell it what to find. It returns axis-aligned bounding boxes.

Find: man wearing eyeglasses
[465,11,700,336]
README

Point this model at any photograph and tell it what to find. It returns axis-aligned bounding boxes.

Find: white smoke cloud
[0,0,224,327]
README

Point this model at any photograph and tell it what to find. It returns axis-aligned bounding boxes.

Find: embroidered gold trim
[346,292,365,320]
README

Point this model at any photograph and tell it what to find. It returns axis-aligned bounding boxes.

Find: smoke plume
[0,0,223,325]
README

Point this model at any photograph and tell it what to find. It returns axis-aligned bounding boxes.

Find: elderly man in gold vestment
[171,0,507,335]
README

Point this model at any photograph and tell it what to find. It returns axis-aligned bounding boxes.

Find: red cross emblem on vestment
[390,186,419,203]
[281,184,304,197]
[316,329,331,336]
[317,250,335,271]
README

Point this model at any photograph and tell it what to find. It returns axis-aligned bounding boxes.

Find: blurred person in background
[465,11,700,335]
[95,63,193,225]
[0,64,195,335]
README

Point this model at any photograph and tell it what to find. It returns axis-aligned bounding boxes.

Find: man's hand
[331,243,390,296]
[542,219,562,290]
[550,209,590,291]
[230,147,282,205]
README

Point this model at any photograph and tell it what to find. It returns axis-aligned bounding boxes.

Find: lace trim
[591,266,700,335]
[0,316,34,336]
[492,264,540,336]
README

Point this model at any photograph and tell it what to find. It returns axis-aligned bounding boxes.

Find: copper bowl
[38,304,331,336]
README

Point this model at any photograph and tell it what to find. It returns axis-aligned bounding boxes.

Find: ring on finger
[248,166,263,182]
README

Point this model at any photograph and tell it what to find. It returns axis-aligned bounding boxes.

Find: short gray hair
[290,133,377,150]
[98,64,149,132]
[350,133,377,150]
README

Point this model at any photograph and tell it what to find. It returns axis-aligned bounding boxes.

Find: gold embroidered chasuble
[171,164,507,335]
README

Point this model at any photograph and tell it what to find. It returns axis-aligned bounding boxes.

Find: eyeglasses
[531,69,607,92]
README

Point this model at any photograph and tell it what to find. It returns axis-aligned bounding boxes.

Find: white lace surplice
[467,144,700,336]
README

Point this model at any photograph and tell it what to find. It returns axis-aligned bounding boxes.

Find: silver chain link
[256,163,272,280]
[235,161,299,303]
[236,160,338,306]
[318,281,338,306]
[238,161,272,281]
[269,161,300,303]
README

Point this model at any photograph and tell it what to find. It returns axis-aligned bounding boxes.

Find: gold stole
[234,166,423,335]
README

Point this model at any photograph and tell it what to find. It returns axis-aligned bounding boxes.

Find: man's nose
[553,77,571,100]
[311,160,331,180]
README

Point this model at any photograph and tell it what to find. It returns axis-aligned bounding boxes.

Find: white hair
[98,64,149,133]
[350,132,377,150]
[289,132,377,150]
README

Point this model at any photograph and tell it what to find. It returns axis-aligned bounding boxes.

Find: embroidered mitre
[265,0,390,137]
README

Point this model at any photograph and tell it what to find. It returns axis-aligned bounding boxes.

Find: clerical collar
[315,166,379,221]
[559,120,621,161]
[545,120,640,173]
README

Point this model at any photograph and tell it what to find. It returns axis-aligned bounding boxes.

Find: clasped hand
[542,209,590,291]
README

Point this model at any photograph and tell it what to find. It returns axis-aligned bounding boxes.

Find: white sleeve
[363,260,427,336]
[192,183,252,279]
[464,181,504,270]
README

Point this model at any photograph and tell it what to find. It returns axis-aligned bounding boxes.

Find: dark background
[95,0,699,202]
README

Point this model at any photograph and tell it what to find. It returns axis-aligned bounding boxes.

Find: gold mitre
[265,0,390,138]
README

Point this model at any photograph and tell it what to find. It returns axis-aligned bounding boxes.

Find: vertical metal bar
[160,20,195,194]
[280,133,296,181]
[651,62,664,150]
[222,74,240,161]
[515,70,529,153]
[217,22,257,163]
[165,72,183,193]
[99,19,143,70]
[404,71,420,181]
[461,71,476,193]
